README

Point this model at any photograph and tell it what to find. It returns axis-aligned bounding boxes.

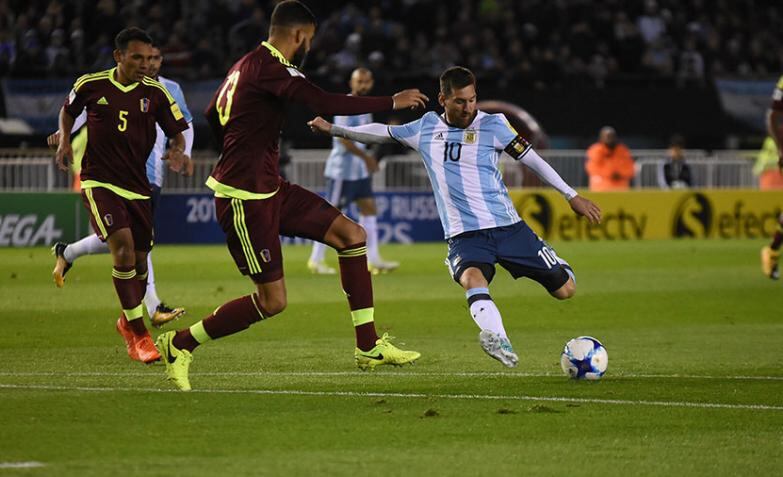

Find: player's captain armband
[504,135,532,160]
[171,103,184,121]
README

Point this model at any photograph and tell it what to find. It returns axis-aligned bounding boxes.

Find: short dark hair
[114,27,153,51]
[270,1,316,28]
[440,66,476,97]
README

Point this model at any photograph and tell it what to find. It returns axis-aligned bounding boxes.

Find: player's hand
[163,148,193,176]
[307,116,333,135]
[54,141,72,172]
[47,131,60,150]
[392,89,428,110]
[364,155,379,173]
[569,195,602,224]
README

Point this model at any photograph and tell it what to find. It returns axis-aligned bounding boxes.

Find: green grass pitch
[1,240,781,475]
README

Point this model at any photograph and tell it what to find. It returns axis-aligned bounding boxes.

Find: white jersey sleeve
[388,117,425,151]
[331,122,399,145]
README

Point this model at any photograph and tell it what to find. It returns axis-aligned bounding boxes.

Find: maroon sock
[112,265,145,334]
[337,242,379,350]
[136,269,148,297]
[173,294,268,352]
[354,323,379,351]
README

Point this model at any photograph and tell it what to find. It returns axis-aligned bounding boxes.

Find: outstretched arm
[517,148,578,200]
[504,139,602,224]
[308,116,398,145]
[290,80,428,116]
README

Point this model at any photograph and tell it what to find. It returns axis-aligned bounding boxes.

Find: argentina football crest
[140,98,150,113]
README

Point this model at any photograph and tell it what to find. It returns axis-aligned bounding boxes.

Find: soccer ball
[560,336,608,380]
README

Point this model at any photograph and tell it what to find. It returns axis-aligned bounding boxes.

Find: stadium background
[1,0,782,245]
[1,2,782,475]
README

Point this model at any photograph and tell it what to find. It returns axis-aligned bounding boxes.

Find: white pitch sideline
[0,462,46,469]
[0,371,781,380]
[1,383,781,412]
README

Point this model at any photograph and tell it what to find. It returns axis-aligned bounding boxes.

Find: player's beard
[293,44,309,69]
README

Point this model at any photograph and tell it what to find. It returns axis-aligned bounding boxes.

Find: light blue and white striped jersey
[389,110,523,239]
[324,112,373,180]
[146,75,193,187]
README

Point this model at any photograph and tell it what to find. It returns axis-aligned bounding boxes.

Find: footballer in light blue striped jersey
[308,66,602,368]
[308,68,399,275]
[50,44,195,327]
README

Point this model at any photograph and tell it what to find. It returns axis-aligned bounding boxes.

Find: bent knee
[459,267,489,289]
[344,220,366,245]
[262,296,287,316]
[551,279,576,300]
[332,219,366,249]
[253,289,287,317]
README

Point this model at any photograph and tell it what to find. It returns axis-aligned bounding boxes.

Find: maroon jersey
[205,41,394,197]
[64,67,188,197]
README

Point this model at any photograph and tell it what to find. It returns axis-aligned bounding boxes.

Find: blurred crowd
[1,0,782,87]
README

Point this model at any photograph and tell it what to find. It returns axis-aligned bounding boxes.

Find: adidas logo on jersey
[97,96,109,105]
[434,132,444,140]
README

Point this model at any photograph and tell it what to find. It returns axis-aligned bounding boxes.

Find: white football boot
[479,330,519,368]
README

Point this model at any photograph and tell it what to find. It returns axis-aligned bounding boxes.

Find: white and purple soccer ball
[560,336,608,380]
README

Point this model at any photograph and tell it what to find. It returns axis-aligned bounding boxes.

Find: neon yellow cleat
[155,331,193,391]
[307,259,337,275]
[761,246,780,280]
[368,259,399,275]
[355,333,420,370]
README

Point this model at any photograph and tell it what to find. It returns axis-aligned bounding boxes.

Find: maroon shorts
[215,180,341,283]
[81,187,153,251]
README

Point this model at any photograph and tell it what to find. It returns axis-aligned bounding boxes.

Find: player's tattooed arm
[308,116,397,145]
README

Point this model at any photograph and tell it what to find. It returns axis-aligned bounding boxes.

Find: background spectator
[659,134,692,188]
[585,126,636,191]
